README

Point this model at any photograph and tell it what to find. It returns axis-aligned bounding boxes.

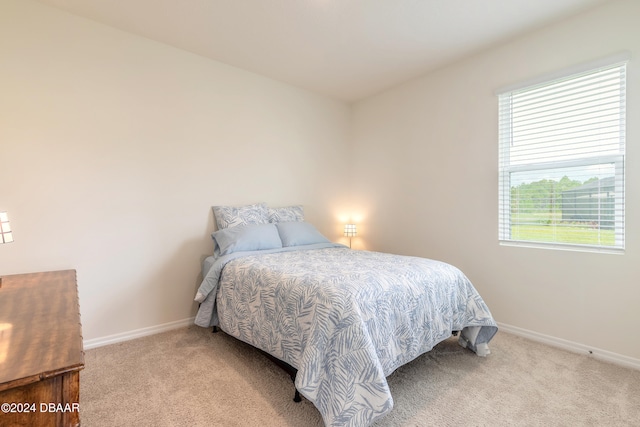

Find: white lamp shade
[0,212,13,244]
[344,224,357,237]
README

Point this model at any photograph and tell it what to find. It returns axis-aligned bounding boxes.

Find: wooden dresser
[0,270,84,427]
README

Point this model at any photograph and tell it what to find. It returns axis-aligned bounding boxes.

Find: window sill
[499,240,624,255]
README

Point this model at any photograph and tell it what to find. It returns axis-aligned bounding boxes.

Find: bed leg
[212,326,218,333]
[290,373,301,402]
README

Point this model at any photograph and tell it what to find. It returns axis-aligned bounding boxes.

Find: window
[498,60,626,251]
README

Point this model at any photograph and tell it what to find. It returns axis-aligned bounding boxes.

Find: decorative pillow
[212,223,282,257]
[276,221,330,247]
[213,203,269,230]
[268,205,304,223]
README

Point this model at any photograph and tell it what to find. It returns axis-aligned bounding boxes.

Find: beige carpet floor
[81,326,640,426]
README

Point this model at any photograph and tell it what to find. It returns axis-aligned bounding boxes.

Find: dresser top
[0,270,84,390]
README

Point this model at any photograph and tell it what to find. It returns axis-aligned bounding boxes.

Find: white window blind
[498,62,626,251]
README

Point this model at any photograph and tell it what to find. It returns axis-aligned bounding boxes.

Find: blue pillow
[276,222,330,247]
[212,223,282,257]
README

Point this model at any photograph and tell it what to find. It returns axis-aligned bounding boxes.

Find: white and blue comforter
[194,244,497,427]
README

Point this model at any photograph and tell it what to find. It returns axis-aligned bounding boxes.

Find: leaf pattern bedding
[194,244,497,427]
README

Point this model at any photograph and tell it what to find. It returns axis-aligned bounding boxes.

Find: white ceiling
[35,0,612,102]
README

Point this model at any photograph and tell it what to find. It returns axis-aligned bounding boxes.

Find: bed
[194,204,498,427]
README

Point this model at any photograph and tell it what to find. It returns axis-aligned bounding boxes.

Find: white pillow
[213,203,269,229]
[268,205,304,223]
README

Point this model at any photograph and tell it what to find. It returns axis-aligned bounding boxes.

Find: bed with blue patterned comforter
[194,243,497,426]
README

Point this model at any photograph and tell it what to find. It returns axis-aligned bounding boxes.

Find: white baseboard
[83,318,640,371]
[83,317,195,350]
[498,322,640,371]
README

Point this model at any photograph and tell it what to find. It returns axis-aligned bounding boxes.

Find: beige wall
[0,0,351,341]
[351,0,640,360]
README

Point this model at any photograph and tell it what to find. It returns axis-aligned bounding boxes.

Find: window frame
[497,57,628,253]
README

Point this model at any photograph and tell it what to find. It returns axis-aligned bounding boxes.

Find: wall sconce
[0,212,13,244]
[344,224,357,249]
